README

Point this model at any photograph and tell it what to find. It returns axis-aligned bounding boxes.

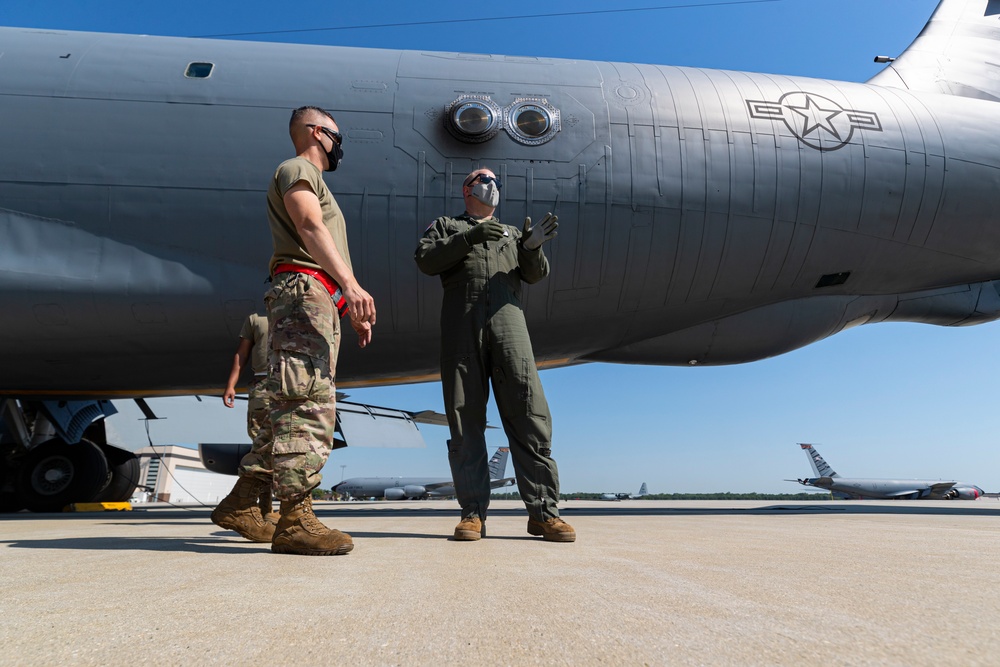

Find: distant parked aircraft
[790,444,984,500]
[601,483,649,501]
[333,448,515,500]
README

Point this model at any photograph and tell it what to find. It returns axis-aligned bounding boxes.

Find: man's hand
[522,213,558,250]
[343,282,376,328]
[464,220,506,246]
[352,319,372,348]
[343,281,375,348]
[223,387,236,408]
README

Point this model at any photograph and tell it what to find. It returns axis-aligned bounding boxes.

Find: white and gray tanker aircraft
[791,444,985,500]
[3,0,1000,511]
[333,447,514,500]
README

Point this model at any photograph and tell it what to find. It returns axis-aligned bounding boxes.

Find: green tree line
[490,491,831,501]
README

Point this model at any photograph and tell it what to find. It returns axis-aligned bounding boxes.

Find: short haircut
[289,106,337,132]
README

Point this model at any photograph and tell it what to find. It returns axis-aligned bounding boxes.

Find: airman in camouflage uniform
[221,313,273,519]
[414,168,575,543]
[243,272,339,500]
[212,106,376,556]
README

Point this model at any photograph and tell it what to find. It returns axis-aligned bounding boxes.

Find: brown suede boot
[453,516,485,541]
[210,476,276,543]
[271,496,354,556]
[259,489,279,526]
[527,516,576,542]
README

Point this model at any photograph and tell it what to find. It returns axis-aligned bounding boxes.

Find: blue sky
[12,0,999,495]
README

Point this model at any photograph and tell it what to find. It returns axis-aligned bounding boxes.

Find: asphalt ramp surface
[2,499,999,666]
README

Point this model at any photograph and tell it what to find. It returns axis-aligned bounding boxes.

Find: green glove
[522,213,558,250]
[465,220,506,245]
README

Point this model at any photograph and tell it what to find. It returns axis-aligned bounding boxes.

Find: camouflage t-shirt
[238,313,269,374]
[266,156,353,277]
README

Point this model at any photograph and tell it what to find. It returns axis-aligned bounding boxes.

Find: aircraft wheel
[16,439,109,512]
[92,447,141,503]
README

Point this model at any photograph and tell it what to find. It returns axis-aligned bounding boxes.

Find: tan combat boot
[527,516,576,542]
[453,516,486,541]
[271,495,354,556]
[210,476,276,543]
[259,489,279,526]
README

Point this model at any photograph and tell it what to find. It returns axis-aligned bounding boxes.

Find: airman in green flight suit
[415,168,575,543]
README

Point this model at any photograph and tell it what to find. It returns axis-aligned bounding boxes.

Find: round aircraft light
[514,106,550,137]
[454,103,493,135]
[445,96,502,143]
[505,98,561,146]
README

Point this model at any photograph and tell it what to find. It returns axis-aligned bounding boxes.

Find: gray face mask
[470,180,500,208]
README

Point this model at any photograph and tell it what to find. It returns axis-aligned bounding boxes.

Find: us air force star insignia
[746,91,882,151]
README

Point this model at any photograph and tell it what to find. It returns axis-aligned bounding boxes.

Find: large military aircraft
[791,443,985,500]
[2,0,1000,512]
[601,483,649,501]
[333,447,514,500]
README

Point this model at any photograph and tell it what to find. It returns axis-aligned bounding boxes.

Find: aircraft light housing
[446,96,502,143]
[506,98,560,145]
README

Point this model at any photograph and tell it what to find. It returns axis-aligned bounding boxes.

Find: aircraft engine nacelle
[384,488,407,500]
[946,487,982,500]
[403,485,428,499]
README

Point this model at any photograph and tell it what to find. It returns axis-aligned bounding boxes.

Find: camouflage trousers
[246,377,268,442]
[239,272,341,500]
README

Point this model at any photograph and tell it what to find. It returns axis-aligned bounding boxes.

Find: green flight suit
[415,213,561,521]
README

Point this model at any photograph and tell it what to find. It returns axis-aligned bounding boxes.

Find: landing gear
[15,438,110,512]
[93,445,141,503]
[2,398,141,512]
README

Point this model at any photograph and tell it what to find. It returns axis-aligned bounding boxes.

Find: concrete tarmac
[2,499,999,666]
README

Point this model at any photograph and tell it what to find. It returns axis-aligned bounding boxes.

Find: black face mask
[324,140,343,172]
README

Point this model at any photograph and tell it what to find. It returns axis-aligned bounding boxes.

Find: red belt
[273,263,348,319]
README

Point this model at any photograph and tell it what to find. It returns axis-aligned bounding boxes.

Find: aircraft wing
[200,398,429,474]
[489,477,517,489]
[409,410,497,429]
[409,410,450,427]
[884,489,924,498]
[335,401,428,449]
[928,482,958,494]
[885,482,957,499]
[421,480,456,491]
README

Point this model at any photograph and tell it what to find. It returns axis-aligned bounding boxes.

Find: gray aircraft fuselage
[334,477,454,500]
[800,476,984,500]
[3,21,1000,397]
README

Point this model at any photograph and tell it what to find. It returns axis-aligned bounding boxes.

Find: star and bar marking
[746,91,882,151]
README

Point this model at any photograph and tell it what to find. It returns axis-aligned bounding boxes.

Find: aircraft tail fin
[799,443,839,478]
[637,482,648,497]
[488,447,510,481]
[869,0,1000,102]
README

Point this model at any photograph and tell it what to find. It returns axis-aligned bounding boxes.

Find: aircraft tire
[16,438,110,512]
[92,447,141,503]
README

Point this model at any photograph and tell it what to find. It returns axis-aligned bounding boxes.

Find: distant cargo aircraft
[791,444,984,500]
[333,448,514,500]
[601,483,649,501]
